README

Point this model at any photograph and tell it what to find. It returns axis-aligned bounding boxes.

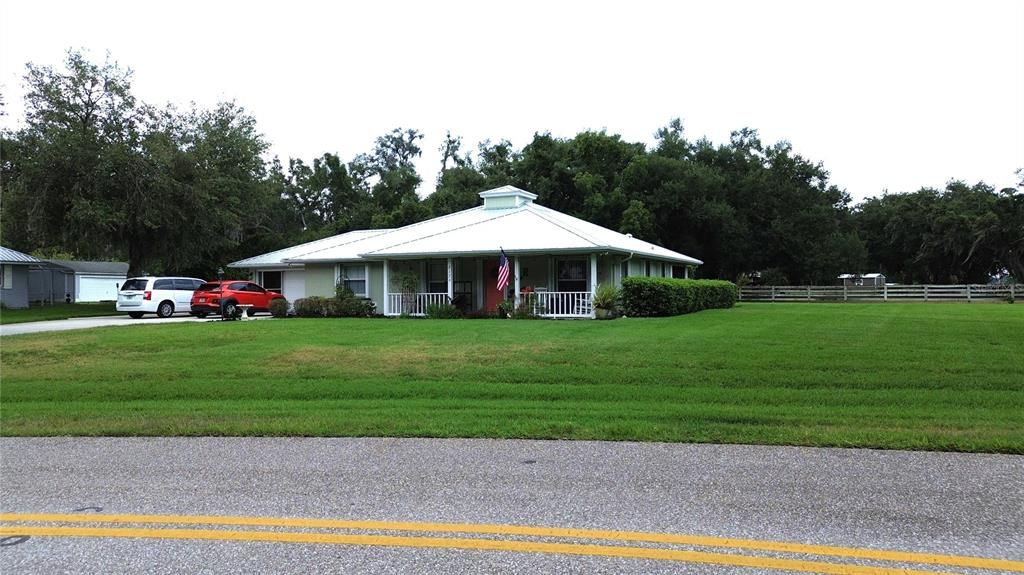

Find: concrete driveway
[0,314,271,336]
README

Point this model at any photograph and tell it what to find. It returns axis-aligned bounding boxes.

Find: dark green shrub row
[426,303,462,319]
[269,298,289,318]
[293,296,330,317]
[293,291,376,318]
[620,277,737,317]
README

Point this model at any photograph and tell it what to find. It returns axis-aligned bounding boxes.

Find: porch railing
[386,291,595,318]
[529,291,592,318]
[387,292,449,316]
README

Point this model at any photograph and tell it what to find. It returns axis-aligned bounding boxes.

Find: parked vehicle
[190,280,284,318]
[117,277,206,318]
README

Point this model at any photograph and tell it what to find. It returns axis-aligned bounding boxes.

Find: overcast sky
[2,0,1021,203]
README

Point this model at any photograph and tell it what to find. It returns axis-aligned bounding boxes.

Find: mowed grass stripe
[3,513,1021,572]
[0,525,961,575]
[2,304,1022,451]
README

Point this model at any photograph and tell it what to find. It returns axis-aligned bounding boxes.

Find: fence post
[967,284,972,303]
[1012,283,1016,302]
[883,284,888,302]
[843,284,848,302]
[924,285,929,302]
[807,286,811,301]
[771,286,776,302]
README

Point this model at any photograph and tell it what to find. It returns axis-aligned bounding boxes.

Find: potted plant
[593,283,619,319]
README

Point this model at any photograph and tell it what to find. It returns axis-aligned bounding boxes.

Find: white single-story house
[230,186,703,318]
[29,260,129,303]
[0,246,40,309]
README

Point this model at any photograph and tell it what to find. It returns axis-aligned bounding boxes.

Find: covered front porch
[381,253,613,318]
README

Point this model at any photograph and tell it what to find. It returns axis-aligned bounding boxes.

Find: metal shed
[838,273,886,287]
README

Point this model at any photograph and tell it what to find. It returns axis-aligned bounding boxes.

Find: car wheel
[246,307,256,317]
[222,301,238,318]
[157,301,175,318]
[128,312,145,319]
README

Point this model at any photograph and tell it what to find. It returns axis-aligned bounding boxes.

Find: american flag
[497,250,510,292]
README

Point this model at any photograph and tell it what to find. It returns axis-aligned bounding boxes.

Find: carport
[29,260,129,303]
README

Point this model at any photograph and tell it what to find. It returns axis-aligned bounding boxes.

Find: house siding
[0,264,31,309]
[304,263,336,298]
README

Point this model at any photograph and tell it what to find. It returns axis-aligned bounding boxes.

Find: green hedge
[620,277,737,317]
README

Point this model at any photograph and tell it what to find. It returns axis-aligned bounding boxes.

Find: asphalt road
[0,314,271,336]
[1,438,1021,574]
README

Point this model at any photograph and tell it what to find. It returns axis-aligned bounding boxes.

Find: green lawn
[0,302,117,324]
[1,304,1021,452]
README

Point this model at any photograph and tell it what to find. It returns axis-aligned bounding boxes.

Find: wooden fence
[738,284,1019,303]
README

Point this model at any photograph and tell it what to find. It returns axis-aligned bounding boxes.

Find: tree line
[2,50,1021,284]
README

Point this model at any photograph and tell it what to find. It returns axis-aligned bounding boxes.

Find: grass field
[1,304,1021,452]
[0,302,117,324]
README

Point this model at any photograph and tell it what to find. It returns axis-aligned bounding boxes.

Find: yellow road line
[2,512,1020,573]
[0,525,960,575]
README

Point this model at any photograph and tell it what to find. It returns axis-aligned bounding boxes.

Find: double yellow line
[2,513,1021,574]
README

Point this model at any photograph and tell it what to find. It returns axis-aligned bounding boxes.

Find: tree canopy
[2,50,1020,284]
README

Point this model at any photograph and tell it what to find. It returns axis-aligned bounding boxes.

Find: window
[339,265,366,296]
[121,278,148,291]
[247,283,266,293]
[153,279,174,290]
[645,261,651,277]
[1,265,11,289]
[229,282,248,291]
[621,261,629,280]
[260,271,282,292]
[557,260,587,292]
[428,260,447,293]
[173,279,197,291]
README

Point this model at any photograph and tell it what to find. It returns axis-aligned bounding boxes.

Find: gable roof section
[0,246,40,264]
[229,229,392,267]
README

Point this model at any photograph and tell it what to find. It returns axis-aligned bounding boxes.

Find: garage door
[282,271,305,302]
[78,276,122,302]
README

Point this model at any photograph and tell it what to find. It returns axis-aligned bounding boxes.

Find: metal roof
[236,186,704,266]
[0,246,40,264]
[43,259,129,275]
[228,229,392,267]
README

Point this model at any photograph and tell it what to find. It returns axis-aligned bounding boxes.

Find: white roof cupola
[478,185,537,209]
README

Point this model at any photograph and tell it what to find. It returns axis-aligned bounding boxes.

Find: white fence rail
[739,284,1020,303]
[385,291,595,317]
[528,291,593,318]
[387,292,449,316]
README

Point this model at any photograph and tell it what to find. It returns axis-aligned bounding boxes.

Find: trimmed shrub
[269,298,289,318]
[620,277,737,317]
[322,296,375,317]
[293,296,329,317]
[426,303,462,319]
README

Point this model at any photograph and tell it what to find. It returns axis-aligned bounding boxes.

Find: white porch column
[382,259,390,315]
[446,257,454,302]
[513,256,521,307]
[684,265,690,279]
[590,253,598,319]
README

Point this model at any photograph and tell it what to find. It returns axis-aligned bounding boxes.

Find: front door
[483,258,504,312]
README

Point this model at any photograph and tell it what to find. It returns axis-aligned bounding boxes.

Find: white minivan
[117,276,207,318]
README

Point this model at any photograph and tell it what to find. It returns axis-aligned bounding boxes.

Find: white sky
[2,0,1021,203]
